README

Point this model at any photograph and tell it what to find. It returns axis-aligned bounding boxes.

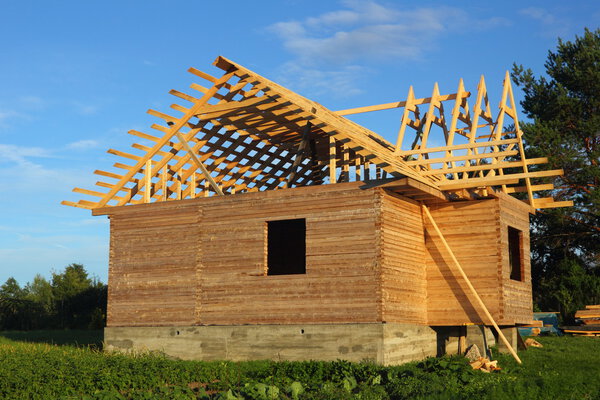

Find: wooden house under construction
[64,56,572,364]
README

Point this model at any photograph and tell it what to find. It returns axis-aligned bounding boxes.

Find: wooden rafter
[63,56,572,211]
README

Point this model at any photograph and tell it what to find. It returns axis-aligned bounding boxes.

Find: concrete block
[495,326,518,354]
[105,322,438,365]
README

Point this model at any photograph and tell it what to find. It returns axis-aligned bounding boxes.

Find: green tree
[23,274,54,329]
[24,274,54,313]
[52,263,94,329]
[0,278,30,329]
[512,28,600,320]
[51,263,92,301]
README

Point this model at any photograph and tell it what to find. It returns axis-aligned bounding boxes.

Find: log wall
[425,200,502,325]
[198,183,380,325]
[424,196,532,326]
[102,182,384,327]
[378,191,427,324]
[498,194,533,324]
[99,182,532,328]
[106,202,200,327]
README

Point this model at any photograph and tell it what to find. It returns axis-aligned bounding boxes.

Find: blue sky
[1,0,598,285]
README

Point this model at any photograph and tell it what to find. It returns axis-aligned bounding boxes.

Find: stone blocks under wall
[105,323,438,366]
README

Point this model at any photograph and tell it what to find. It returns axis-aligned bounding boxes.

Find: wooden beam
[505,183,554,194]
[335,91,470,116]
[407,150,519,166]
[422,204,522,364]
[197,96,274,118]
[329,136,337,184]
[173,130,224,196]
[286,122,311,187]
[437,169,564,190]
[143,160,152,203]
[397,138,519,156]
[533,199,574,209]
[60,200,94,209]
[188,67,217,83]
[96,70,235,207]
[420,157,548,176]
[395,85,416,152]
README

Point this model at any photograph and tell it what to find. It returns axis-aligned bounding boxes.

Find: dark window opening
[267,219,306,275]
[508,226,523,281]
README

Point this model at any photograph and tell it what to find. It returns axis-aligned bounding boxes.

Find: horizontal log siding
[106,202,200,327]
[198,185,380,325]
[102,181,532,328]
[378,190,427,324]
[425,200,502,325]
[498,194,533,324]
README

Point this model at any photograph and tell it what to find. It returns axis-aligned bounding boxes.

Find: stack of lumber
[470,357,501,373]
[575,305,600,325]
[564,305,600,336]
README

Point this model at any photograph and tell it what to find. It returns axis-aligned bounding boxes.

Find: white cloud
[276,62,367,98]
[0,143,93,195]
[0,110,23,128]
[18,96,45,109]
[0,144,52,165]
[518,7,569,37]
[0,110,19,119]
[519,7,556,25]
[67,139,100,150]
[267,1,508,96]
[269,4,460,65]
[72,101,99,115]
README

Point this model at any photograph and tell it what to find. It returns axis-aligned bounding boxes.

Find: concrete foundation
[433,325,496,357]
[105,323,438,365]
[494,326,518,354]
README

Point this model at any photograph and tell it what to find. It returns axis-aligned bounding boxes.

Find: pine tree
[512,28,600,319]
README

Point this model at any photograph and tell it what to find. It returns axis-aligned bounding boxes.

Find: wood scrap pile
[469,357,501,373]
[464,344,501,373]
[524,338,543,347]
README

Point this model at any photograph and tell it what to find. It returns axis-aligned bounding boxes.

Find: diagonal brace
[174,131,224,196]
[422,204,522,364]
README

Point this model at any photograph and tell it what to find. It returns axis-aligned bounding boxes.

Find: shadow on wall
[425,230,482,322]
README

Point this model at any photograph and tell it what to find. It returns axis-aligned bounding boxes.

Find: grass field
[0,332,598,399]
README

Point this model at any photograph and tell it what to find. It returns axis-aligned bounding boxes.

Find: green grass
[0,333,598,399]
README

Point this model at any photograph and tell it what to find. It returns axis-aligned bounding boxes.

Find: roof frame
[63,56,572,211]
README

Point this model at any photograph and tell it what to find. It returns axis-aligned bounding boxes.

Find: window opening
[508,226,523,281]
[267,219,306,275]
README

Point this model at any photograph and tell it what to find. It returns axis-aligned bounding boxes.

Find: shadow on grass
[0,330,103,349]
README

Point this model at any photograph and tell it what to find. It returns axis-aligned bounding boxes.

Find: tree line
[0,264,107,330]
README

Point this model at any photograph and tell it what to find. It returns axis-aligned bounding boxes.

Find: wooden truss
[63,56,572,210]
